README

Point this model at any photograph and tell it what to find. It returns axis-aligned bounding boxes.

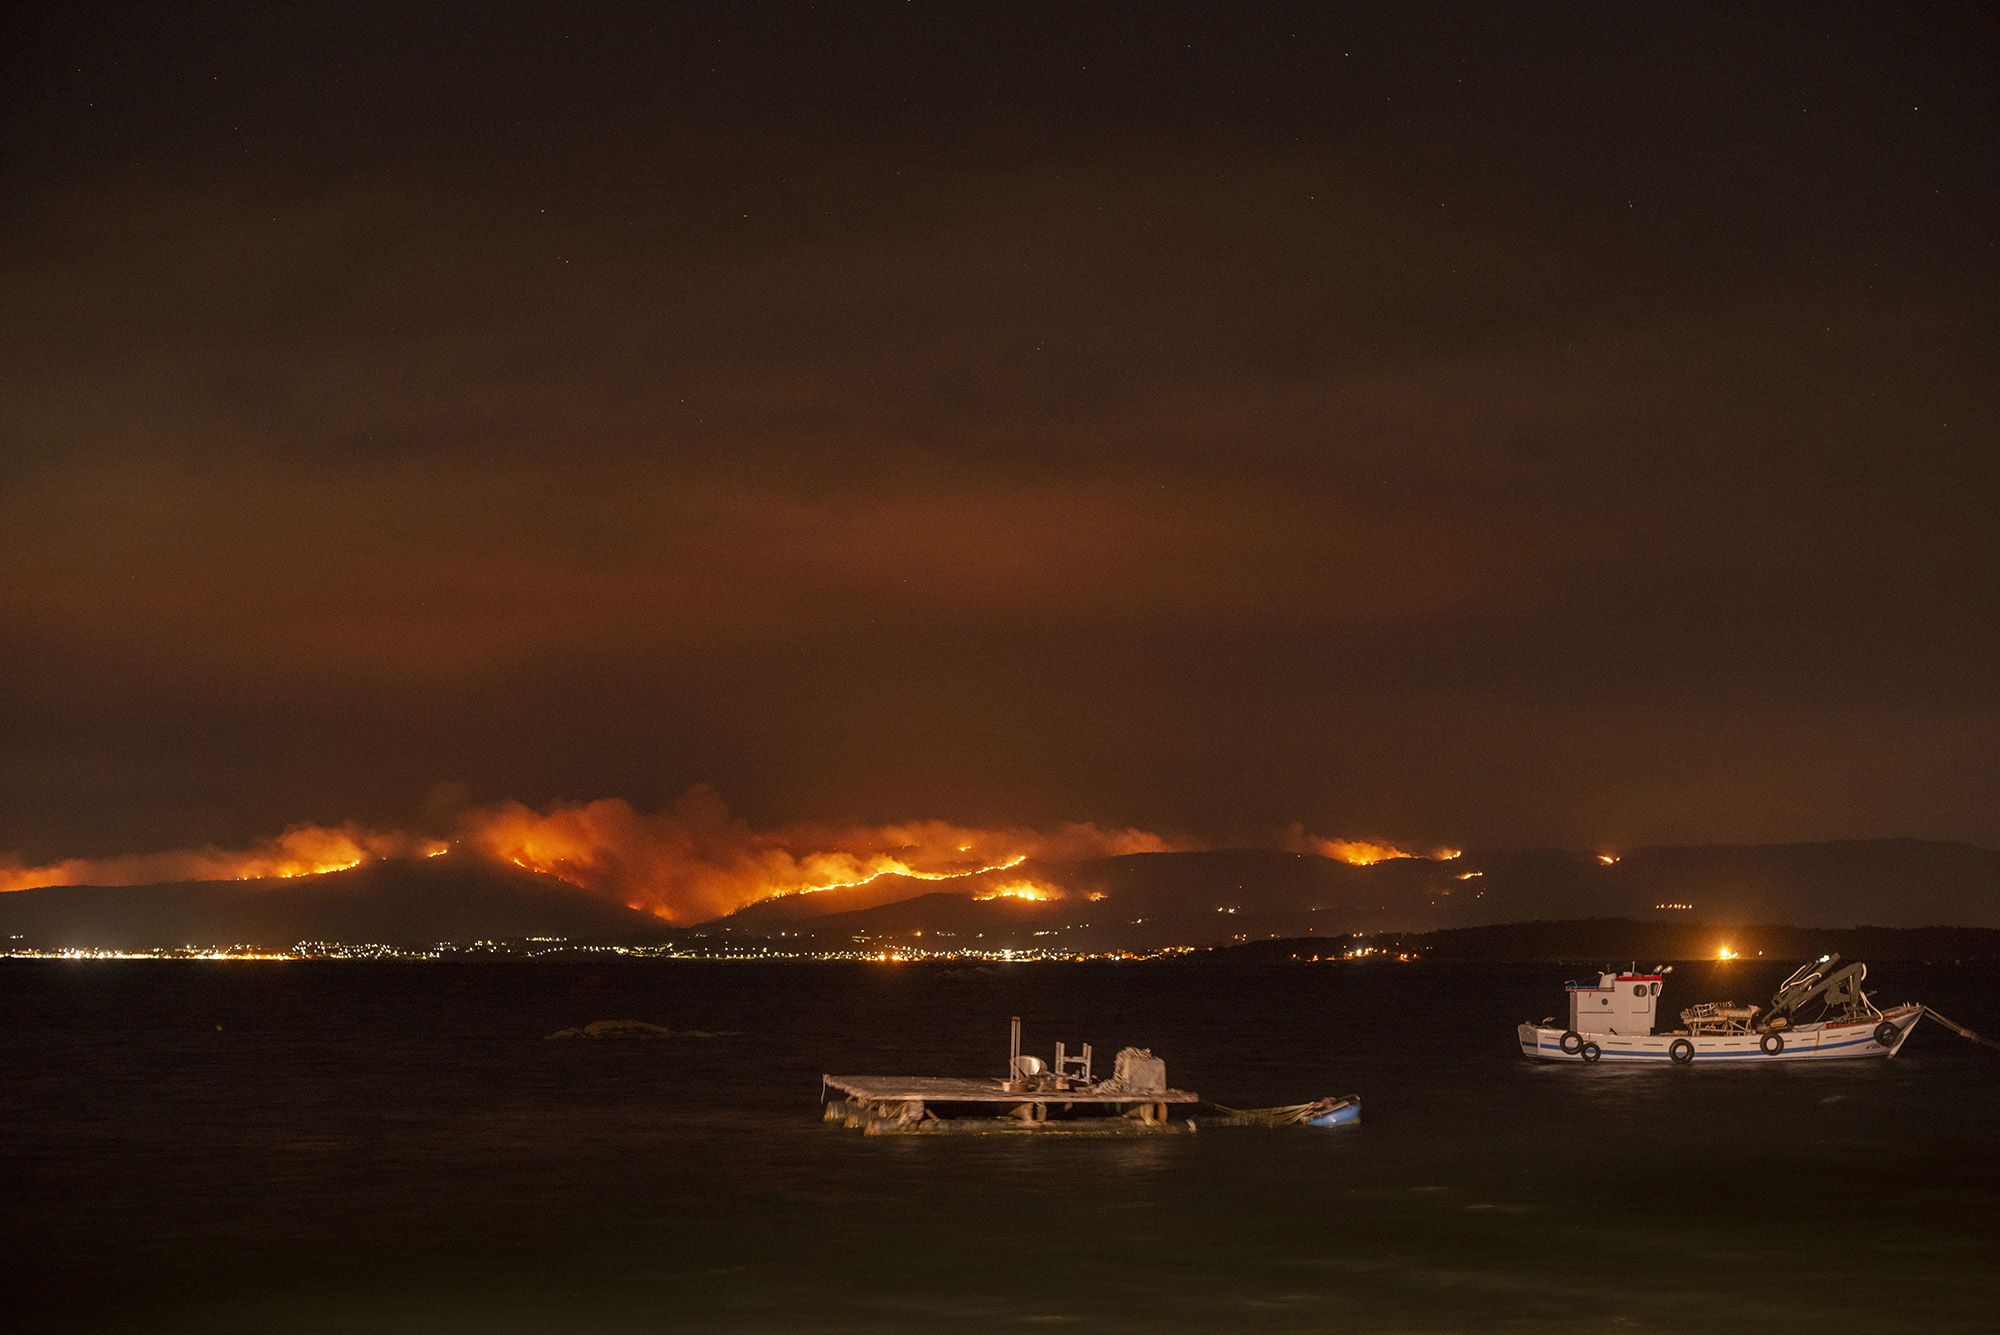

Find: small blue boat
[1304,1095,1361,1127]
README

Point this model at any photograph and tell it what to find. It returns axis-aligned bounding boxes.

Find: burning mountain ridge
[2,819,1997,949]
[451,789,1190,921]
[0,825,449,892]
[0,787,1465,924]
[1281,823,1462,866]
[0,852,658,951]
[708,841,2000,951]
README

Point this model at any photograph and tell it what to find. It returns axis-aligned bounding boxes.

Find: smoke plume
[457,787,1184,921]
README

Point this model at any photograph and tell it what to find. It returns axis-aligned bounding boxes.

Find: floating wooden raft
[822,1074,1200,1135]
[823,1017,1199,1135]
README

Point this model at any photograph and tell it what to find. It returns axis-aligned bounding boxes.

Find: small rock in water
[583,1019,673,1039]
[545,1019,683,1040]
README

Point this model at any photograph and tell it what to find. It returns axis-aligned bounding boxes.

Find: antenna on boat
[1008,1015,1021,1086]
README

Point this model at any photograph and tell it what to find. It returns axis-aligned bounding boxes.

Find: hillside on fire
[0,853,657,951]
[1,839,1994,954]
[695,841,2000,954]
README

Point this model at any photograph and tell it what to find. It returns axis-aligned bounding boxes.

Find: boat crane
[1763,954,1873,1030]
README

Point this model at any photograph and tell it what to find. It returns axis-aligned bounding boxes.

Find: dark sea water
[5,958,1998,1332]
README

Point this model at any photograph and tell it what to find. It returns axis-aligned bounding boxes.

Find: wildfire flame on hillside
[1283,824,1462,866]
[2,792,1466,925]
[0,788,1180,923]
[0,826,447,894]
[454,789,1181,921]
[973,879,1063,902]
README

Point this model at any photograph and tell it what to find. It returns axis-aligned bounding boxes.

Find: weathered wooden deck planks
[822,1074,1197,1105]
[822,1073,1199,1134]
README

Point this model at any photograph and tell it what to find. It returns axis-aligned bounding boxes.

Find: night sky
[3,3,1994,865]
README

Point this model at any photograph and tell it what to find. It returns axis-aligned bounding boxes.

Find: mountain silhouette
[0,852,660,950]
[2,840,1994,953]
[700,840,2000,952]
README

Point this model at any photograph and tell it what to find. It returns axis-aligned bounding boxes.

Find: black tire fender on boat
[1669,1038,1695,1065]
[1579,1041,1602,1063]
[1559,1030,1584,1055]
[1874,1020,1899,1048]
[1760,1031,1784,1055]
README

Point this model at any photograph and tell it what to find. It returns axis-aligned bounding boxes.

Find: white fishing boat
[1518,954,1921,1064]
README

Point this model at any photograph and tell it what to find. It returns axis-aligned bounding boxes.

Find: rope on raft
[1203,1096,1357,1126]
[1922,1007,2000,1052]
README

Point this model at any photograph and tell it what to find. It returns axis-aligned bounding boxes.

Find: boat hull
[1518,1003,1921,1064]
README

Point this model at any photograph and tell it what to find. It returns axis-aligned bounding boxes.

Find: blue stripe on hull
[1520,1021,1912,1063]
